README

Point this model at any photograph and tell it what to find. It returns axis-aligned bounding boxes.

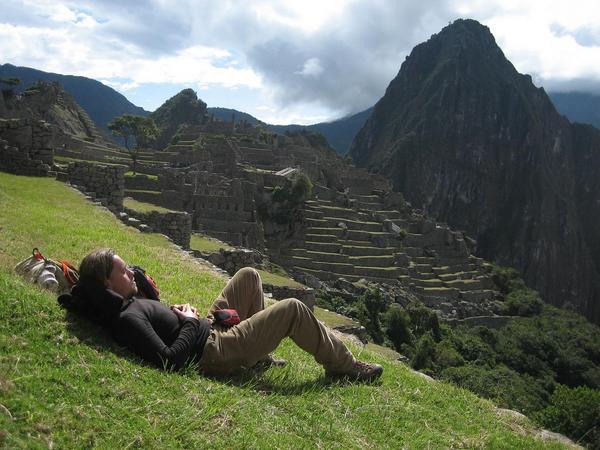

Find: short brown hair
[79,248,115,283]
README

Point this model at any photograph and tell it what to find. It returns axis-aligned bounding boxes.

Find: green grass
[123,197,174,214]
[256,269,305,289]
[0,172,570,448]
[190,233,233,253]
[124,171,158,180]
[54,156,128,167]
[314,308,359,328]
[124,189,161,195]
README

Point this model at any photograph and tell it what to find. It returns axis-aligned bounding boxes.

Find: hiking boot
[328,360,384,382]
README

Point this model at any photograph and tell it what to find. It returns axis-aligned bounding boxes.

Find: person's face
[105,255,137,299]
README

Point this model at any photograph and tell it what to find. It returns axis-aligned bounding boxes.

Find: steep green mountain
[150,88,207,149]
[0,63,149,132]
[349,19,600,324]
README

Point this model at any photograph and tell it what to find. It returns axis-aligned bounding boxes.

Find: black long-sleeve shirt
[113,298,211,370]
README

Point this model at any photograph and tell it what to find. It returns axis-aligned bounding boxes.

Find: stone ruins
[0,82,504,320]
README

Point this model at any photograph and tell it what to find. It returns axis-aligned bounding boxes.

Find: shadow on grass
[63,310,153,367]
[202,368,382,396]
[63,311,382,395]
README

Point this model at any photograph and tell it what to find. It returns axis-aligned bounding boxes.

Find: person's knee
[279,298,307,314]
[234,267,260,283]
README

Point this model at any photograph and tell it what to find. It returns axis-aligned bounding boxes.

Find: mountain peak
[150,88,208,149]
[349,19,600,324]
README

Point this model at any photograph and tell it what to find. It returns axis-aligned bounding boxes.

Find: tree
[1,77,20,100]
[108,114,158,173]
[384,305,413,351]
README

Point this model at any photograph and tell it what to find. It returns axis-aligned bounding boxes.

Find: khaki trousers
[198,267,356,375]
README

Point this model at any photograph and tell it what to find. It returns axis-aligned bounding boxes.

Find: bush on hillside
[384,305,414,350]
[535,384,600,447]
[314,264,600,443]
[441,364,550,414]
[412,333,436,371]
[491,265,526,294]
[406,303,441,341]
[262,172,313,225]
[355,288,387,344]
[501,290,543,316]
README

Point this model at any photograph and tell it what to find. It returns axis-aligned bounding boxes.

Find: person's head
[79,248,137,299]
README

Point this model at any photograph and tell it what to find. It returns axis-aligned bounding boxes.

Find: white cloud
[3,0,600,122]
[457,0,600,92]
[251,0,351,33]
[298,58,324,77]
[101,79,140,91]
[0,23,262,91]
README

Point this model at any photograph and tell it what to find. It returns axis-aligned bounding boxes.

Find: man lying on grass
[58,248,383,381]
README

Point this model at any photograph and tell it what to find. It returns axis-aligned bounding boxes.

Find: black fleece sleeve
[120,315,207,370]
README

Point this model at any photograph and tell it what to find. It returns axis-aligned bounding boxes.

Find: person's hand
[170,303,199,321]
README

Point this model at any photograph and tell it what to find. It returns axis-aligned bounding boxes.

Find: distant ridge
[549,91,600,129]
[3,63,600,157]
[0,63,149,132]
[207,106,373,155]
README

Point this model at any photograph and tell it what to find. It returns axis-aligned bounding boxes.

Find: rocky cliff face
[1,80,112,146]
[349,19,600,324]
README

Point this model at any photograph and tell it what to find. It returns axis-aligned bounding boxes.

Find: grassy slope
[189,233,233,253]
[0,173,568,448]
[123,197,174,214]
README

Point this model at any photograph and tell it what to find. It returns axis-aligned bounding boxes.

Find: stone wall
[446,315,511,329]
[123,207,191,248]
[192,248,263,275]
[263,284,315,309]
[125,174,160,191]
[67,162,125,210]
[0,138,50,176]
[0,118,53,176]
[0,91,6,116]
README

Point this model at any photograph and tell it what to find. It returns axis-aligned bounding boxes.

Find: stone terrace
[164,126,502,318]
[278,181,500,318]
[28,110,503,318]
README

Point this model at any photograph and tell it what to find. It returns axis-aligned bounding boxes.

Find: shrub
[412,333,436,371]
[448,327,496,366]
[356,288,387,344]
[264,172,313,225]
[434,340,464,368]
[384,305,414,350]
[535,384,600,447]
[406,303,441,340]
[491,265,526,294]
[441,364,549,414]
[290,172,313,203]
[501,290,543,316]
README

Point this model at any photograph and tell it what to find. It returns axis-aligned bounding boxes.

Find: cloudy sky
[2,0,600,124]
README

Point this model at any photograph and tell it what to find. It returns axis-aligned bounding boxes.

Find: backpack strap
[59,260,80,285]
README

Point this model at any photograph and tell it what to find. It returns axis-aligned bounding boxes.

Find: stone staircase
[283,197,408,284]
[281,185,499,313]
